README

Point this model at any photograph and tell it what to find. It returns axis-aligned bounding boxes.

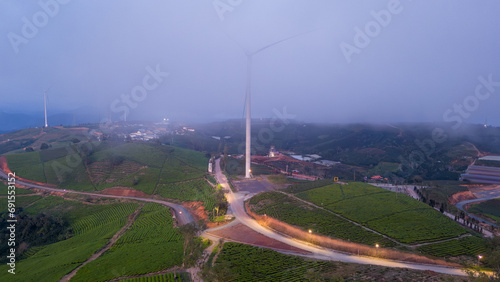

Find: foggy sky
[1,0,500,126]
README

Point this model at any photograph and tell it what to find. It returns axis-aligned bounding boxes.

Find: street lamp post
[375,244,379,257]
[478,255,483,266]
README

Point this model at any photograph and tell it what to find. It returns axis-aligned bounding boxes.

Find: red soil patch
[207,223,311,255]
[62,127,89,130]
[182,201,209,223]
[448,191,476,205]
[0,156,10,174]
[100,187,150,198]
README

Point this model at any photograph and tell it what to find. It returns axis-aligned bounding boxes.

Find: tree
[111,155,125,166]
[484,237,500,279]
[178,223,204,268]
[132,176,139,186]
[40,143,49,150]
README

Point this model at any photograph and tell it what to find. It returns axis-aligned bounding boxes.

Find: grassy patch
[469,199,500,220]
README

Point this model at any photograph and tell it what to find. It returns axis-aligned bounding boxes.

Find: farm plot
[0,198,138,282]
[110,167,162,195]
[249,192,396,247]
[283,179,338,194]
[0,195,42,213]
[469,199,500,222]
[39,146,73,162]
[159,156,206,183]
[417,236,487,258]
[213,242,331,282]
[170,146,209,171]
[71,203,140,236]
[211,243,463,282]
[296,182,469,245]
[365,209,466,244]
[156,179,217,211]
[120,273,191,282]
[71,203,184,282]
[43,154,94,191]
[91,143,168,168]
[6,151,45,183]
[324,192,428,223]
[295,182,387,206]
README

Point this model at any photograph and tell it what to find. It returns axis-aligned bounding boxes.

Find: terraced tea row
[156,178,218,211]
[72,203,184,281]
[120,273,190,282]
[0,198,139,281]
[417,236,488,258]
[71,203,138,236]
[214,243,332,282]
[293,182,468,244]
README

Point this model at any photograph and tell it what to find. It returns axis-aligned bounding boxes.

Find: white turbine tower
[229,31,316,178]
[43,86,52,128]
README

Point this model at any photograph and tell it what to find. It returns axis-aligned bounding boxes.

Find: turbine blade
[251,28,320,55]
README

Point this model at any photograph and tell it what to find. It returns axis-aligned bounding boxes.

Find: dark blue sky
[1,0,499,126]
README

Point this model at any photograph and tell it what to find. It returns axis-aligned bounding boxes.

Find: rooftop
[479,156,500,162]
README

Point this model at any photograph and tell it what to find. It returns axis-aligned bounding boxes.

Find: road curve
[0,169,194,225]
[213,158,470,277]
[456,196,500,228]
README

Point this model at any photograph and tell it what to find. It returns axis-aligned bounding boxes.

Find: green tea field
[294,182,467,244]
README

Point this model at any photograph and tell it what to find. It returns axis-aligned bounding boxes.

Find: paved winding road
[213,159,472,277]
[0,158,484,277]
[456,196,500,228]
[0,169,194,225]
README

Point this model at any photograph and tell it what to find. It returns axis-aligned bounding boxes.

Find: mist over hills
[0,107,103,133]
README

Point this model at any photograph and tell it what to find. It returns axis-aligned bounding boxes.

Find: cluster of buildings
[172,126,195,135]
[129,130,159,141]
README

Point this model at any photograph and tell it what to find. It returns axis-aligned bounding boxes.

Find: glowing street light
[308,229,312,234]
[478,255,483,266]
[375,244,379,257]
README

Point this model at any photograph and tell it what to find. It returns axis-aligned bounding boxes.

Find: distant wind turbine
[226,30,318,178]
[43,86,52,128]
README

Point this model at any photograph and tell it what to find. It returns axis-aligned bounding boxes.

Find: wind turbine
[43,86,52,128]
[227,30,317,178]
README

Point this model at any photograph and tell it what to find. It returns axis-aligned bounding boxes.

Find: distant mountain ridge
[0,111,41,133]
[0,107,102,133]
